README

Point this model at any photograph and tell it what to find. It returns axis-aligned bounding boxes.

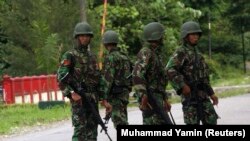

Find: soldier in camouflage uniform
[165,21,219,125]
[57,22,100,141]
[132,22,171,125]
[100,30,131,128]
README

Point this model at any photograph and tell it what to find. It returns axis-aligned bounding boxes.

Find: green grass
[168,87,250,104]
[0,104,70,134]
[216,87,250,98]
[211,75,250,86]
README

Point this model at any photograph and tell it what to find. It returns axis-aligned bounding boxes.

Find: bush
[38,101,66,110]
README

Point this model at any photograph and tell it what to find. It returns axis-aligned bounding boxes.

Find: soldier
[100,30,131,128]
[132,22,172,125]
[165,21,219,125]
[57,22,100,141]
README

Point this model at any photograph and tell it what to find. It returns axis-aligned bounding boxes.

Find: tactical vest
[144,46,167,91]
[109,50,132,88]
[69,49,100,87]
[180,44,210,84]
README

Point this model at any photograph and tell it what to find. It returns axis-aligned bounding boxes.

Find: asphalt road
[1,94,250,141]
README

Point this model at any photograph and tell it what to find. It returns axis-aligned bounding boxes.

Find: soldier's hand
[101,100,112,113]
[210,94,218,105]
[58,83,66,90]
[139,95,148,111]
[164,100,171,112]
[182,84,191,96]
[71,92,81,101]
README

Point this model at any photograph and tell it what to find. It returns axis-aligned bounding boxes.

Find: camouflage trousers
[142,103,168,125]
[142,111,167,125]
[141,94,167,125]
[70,97,98,141]
[182,98,218,125]
[110,99,129,128]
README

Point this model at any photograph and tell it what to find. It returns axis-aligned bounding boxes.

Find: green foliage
[38,100,66,110]
[225,0,250,32]
[0,0,248,76]
[204,55,222,80]
[0,0,79,76]
[94,0,201,62]
[35,33,60,74]
[3,42,38,76]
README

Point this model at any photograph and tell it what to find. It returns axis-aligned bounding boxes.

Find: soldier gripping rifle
[61,73,113,141]
[166,21,219,125]
[147,88,174,125]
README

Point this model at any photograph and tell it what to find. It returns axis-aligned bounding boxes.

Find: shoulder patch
[61,59,71,66]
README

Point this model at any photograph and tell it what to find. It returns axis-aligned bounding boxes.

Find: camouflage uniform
[101,30,131,128]
[132,22,170,125]
[57,22,100,141]
[165,21,218,125]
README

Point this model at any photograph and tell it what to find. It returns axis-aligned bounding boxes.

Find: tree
[225,0,250,73]
[92,0,201,63]
[0,0,79,76]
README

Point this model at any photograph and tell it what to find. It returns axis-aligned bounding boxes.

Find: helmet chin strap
[74,39,88,52]
[184,38,197,47]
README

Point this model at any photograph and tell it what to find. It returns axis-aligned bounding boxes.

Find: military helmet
[73,22,93,38]
[102,30,119,44]
[143,22,164,41]
[181,21,202,39]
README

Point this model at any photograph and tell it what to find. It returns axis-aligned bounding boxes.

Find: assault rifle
[147,89,173,125]
[61,73,112,141]
[189,82,204,125]
[103,112,112,124]
[190,47,204,125]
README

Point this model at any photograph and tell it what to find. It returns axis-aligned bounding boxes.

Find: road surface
[1,94,250,141]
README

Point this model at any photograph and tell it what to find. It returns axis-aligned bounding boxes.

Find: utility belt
[80,83,98,93]
[111,85,129,94]
[182,90,209,107]
[147,88,167,99]
[188,80,214,94]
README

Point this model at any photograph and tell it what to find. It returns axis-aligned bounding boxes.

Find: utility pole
[241,17,246,74]
[98,0,108,70]
[80,0,87,22]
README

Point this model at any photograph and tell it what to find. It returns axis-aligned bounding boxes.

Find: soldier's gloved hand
[71,92,81,101]
[101,100,112,113]
[182,84,191,96]
[210,94,218,105]
[164,100,171,112]
[139,95,148,111]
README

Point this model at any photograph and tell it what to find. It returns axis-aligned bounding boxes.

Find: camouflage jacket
[132,43,168,101]
[57,47,100,98]
[165,43,214,96]
[101,48,131,100]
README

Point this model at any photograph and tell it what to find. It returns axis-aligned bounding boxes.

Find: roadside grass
[0,104,70,135]
[168,87,250,104]
[211,75,250,86]
[128,86,250,107]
